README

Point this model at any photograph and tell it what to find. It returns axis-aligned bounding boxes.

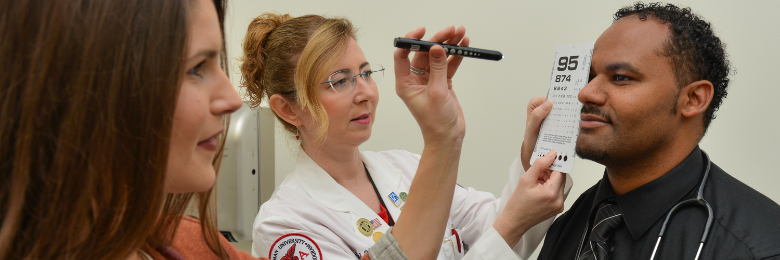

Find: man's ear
[269,94,301,127]
[679,80,714,118]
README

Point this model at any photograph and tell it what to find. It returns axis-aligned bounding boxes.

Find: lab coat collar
[292,150,351,212]
[292,150,406,238]
[361,152,405,221]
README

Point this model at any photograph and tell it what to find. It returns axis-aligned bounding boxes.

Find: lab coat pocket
[439,229,465,260]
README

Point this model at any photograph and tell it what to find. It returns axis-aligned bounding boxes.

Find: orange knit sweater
[144,216,263,260]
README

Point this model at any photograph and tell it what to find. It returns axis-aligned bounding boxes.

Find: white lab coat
[252,150,573,260]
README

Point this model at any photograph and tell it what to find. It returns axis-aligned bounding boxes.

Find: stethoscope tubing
[574,150,715,260]
[650,151,714,260]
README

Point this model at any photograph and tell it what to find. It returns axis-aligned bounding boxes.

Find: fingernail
[540,101,552,111]
[432,48,444,59]
[548,150,557,157]
[418,26,424,30]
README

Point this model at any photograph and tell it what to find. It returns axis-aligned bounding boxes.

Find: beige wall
[224,0,780,257]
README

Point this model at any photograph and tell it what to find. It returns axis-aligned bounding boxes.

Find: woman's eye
[187,62,205,77]
[363,71,373,79]
[332,78,349,88]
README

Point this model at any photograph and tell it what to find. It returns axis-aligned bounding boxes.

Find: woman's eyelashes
[187,61,206,77]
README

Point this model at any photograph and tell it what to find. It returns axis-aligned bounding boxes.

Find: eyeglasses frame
[319,65,385,94]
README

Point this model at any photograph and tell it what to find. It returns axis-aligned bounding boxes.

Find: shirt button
[610,246,615,253]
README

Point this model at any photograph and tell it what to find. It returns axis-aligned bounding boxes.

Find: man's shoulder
[709,163,780,259]
[538,181,601,260]
[709,162,780,215]
[548,181,600,230]
[572,180,601,205]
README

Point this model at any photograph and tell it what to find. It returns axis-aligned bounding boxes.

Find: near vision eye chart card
[529,42,594,174]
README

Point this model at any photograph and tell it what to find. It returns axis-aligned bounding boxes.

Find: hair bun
[239,13,292,104]
[248,13,292,41]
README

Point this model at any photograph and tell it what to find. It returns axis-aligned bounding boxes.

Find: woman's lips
[351,113,371,125]
[197,131,222,151]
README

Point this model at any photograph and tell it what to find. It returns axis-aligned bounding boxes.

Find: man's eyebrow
[605,62,641,74]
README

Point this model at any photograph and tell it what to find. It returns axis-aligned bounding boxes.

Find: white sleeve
[461,226,519,260]
[252,216,360,260]
[454,153,574,260]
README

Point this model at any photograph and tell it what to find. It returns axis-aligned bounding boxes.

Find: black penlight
[394,37,503,61]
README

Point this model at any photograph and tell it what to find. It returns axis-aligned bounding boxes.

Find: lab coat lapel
[293,151,390,244]
[293,151,352,212]
[360,152,409,226]
[348,204,391,244]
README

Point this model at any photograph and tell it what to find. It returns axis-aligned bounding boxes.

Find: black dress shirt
[538,146,780,260]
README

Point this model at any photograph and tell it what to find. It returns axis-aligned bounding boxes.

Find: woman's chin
[340,134,372,149]
[355,130,373,144]
[163,168,216,194]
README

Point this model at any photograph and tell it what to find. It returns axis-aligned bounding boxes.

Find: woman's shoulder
[364,150,421,164]
[171,216,261,260]
[362,150,420,181]
[257,185,316,215]
[255,185,343,228]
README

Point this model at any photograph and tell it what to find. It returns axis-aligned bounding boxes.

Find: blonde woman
[240,13,572,260]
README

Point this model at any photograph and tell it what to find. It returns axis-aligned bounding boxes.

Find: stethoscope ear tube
[650,151,714,260]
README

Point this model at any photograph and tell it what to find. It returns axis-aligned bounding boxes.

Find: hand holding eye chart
[529,42,594,174]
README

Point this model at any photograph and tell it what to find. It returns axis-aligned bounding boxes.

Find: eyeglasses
[319,64,384,94]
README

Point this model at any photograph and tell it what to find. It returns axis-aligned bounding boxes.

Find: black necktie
[579,203,624,260]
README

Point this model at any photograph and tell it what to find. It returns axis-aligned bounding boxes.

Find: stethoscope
[650,150,714,260]
[574,150,714,260]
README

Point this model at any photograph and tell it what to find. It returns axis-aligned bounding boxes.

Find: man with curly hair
[534,2,780,259]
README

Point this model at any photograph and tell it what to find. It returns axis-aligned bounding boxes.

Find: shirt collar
[590,146,704,239]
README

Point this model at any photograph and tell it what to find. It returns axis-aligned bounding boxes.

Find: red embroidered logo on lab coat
[269,233,322,260]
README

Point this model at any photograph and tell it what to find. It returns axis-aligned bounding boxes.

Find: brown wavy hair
[0,0,230,259]
[239,13,356,145]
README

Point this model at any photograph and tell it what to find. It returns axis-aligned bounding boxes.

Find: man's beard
[575,104,612,163]
[575,143,609,162]
[574,93,678,165]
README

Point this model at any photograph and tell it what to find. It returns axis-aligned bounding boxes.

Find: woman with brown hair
[0,0,264,259]
[240,13,572,260]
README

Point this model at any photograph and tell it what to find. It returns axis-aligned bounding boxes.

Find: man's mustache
[580,105,611,123]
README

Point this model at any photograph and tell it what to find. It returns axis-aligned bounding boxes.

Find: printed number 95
[557,56,579,71]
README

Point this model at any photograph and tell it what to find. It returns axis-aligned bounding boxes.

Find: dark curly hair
[615,2,731,132]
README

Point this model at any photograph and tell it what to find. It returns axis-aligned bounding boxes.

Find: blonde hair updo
[239,13,356,145]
